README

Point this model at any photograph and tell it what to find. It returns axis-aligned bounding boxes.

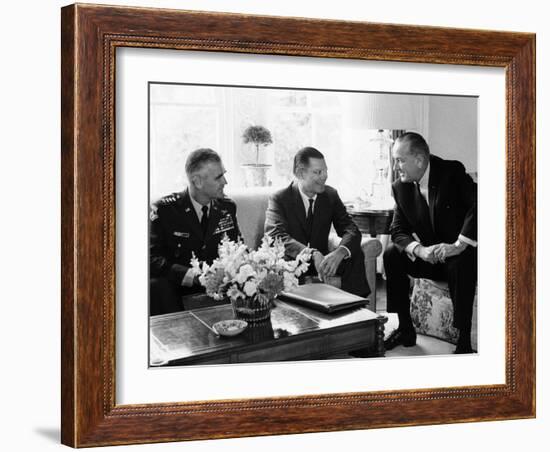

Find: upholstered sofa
[227,187,383,310]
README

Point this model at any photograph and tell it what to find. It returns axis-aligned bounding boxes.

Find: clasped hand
[416,243,463,264]
[313,248,346,281]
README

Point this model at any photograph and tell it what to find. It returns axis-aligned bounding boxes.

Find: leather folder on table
[279,283,368,314]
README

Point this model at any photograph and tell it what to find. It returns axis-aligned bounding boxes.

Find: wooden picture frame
[61,3,535,447]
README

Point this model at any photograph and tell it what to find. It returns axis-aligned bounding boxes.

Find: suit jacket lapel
[409,183,432,238]
[428,156,440,230]
[180,189,203,240]
[291,182,308,236]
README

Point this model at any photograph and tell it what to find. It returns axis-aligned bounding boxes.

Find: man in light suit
[149,148,241,316]
[384,132,477,354]
[264,147,369,297]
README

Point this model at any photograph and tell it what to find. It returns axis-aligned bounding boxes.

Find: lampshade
[346,93,424,130]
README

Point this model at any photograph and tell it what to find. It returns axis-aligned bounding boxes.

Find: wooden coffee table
[150,297,387,366]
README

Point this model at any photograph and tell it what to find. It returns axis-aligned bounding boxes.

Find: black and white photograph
[3,0,544,451]
[148,83,479,366]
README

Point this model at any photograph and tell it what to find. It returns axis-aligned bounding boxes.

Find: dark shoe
[384,328,417,350]
[454,344,476,354]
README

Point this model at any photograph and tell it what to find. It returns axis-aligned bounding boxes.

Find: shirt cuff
[338,245,351,259]
[457,234,477,248]
[181,268,196,287]
[405,241,420,261]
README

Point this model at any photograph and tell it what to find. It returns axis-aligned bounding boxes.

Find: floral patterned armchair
[410,278,477,348]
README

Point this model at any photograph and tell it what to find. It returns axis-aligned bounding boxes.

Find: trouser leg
[339,248,370,297]
[383,243,446,328]
[445,245,477,331]
[150,277,184,316]
[383,243,413,315]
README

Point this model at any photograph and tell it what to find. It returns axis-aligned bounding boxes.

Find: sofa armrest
[360,237,383,311]
[328,234,383,310]
[361,236,383,259]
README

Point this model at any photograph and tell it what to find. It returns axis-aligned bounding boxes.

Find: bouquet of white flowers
[190,234,311,321]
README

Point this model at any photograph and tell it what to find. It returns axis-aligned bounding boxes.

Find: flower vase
[240,163,272,187]
[244,319,275,343]
[231,293,273,324]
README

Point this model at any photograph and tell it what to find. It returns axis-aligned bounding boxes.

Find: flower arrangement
[191,234,311,320]
[242,125,273,165]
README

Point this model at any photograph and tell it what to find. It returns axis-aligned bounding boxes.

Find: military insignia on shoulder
[157,193,179,206]
[149,204,158,221]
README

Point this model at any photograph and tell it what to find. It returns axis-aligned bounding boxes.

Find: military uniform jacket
[150,189,241,285]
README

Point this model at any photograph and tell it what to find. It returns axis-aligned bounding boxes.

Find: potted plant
[242,125,273,165]
[241,125,273,187]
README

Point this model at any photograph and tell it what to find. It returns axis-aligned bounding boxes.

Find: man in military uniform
[150,148,241,315]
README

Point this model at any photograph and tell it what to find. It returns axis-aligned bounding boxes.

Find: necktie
[305,198,314,242]
[414,182,432,234]
[200,205,208,235]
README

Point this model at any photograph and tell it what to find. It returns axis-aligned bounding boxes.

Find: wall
[428,96,478,172]
[1,1,545,452]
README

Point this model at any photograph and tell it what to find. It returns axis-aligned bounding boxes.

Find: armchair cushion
[230,187,273,249]
[411,278,478,348]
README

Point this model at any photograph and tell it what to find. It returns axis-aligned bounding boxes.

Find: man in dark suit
[384,132,477,354]
[149,148,241,316]
[264,147,369,297]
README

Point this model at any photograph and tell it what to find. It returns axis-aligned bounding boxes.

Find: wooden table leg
[375,315,388,357]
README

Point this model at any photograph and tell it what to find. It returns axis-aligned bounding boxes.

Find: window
[149,83,426,208]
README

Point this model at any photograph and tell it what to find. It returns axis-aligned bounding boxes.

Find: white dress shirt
[189,194,210,223]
